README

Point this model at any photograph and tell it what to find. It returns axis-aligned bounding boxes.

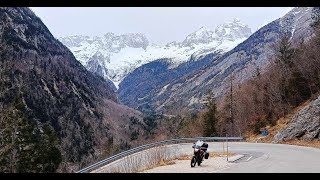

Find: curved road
[144,142,320,173]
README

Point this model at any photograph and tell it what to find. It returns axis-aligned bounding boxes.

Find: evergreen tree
[0,96,62,173]
[203,91,218,137]
[275,35,295,68]
[274,35,311,106]
[311,7,320,29]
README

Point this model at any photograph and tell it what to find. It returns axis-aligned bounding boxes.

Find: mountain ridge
[59,18,252,88]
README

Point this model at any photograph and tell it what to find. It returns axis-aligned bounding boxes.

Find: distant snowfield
[60,19,252,89]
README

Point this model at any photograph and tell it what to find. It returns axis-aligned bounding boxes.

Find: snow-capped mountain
[59,18,252,88]
[117,7,315,112]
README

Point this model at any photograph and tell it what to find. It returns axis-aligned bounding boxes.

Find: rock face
[273,96,320,143]
[0,7,143,172]
[118,7,315,112]
[59,19,252,88]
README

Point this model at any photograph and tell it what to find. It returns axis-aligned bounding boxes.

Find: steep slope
[273,95,320,143]
[0,7,143,173]
[118,7,314,113]
[118,52,222,111]
[59,19,251,88]
[180,7,314,107]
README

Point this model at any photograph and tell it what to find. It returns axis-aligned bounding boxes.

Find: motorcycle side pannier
[204,152,209,159]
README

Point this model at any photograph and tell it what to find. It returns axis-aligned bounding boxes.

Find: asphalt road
[216,142,320,173]
[144,142,320,173]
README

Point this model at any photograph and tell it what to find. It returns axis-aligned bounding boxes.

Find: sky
[30,7,293,45]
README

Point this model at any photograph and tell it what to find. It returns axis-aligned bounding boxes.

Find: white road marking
[246,156,252,161]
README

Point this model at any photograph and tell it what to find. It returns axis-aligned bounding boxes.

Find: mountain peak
[218,18,249,29]
[215,18,251,40]
[196,25,211,32]
[198,26,209,31]
[181,19,251,46]
[104,32,115,38]
[182,26,214,46]
[224,18,248,27]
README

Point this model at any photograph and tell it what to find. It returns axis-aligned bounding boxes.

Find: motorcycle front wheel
[191,156,197,167]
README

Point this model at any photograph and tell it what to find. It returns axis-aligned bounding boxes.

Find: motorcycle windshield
[195,140,204,147]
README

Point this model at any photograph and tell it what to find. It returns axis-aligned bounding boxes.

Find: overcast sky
[30,7,293,45]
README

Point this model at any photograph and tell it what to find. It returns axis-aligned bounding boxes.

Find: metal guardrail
[76,136,244,173]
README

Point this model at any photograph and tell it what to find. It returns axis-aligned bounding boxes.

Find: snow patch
[157,84,170,96]
[189,96,200,106]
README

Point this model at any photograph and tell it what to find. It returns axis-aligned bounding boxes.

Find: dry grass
[141,158,176,171]
[177,155,192,160]
[210,152,236,157]
[245,100,311,144]
[244,100,320,150]
[159,159,176,166]
[281,139,320,149]
[176,152,236,160]
[245,115,295,143]
[101,145,177,173]
[142,165,157,171]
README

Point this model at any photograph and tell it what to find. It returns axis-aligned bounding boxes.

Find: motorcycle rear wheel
[197,156,203,166]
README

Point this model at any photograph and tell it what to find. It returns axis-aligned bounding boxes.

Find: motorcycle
[191,140,209,167]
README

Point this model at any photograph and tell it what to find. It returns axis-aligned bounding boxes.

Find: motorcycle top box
[201,143,208,151]
[201,143,208,148]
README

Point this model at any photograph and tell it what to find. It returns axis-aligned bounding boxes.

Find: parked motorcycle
[191,140,209,167]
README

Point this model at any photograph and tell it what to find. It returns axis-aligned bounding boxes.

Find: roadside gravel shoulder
[141,156,238,173]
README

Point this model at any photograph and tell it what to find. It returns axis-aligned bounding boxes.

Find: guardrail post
[226,134,229,162]
[223,140,225,153]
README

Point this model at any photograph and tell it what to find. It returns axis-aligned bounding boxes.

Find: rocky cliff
[273,96,320,143]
